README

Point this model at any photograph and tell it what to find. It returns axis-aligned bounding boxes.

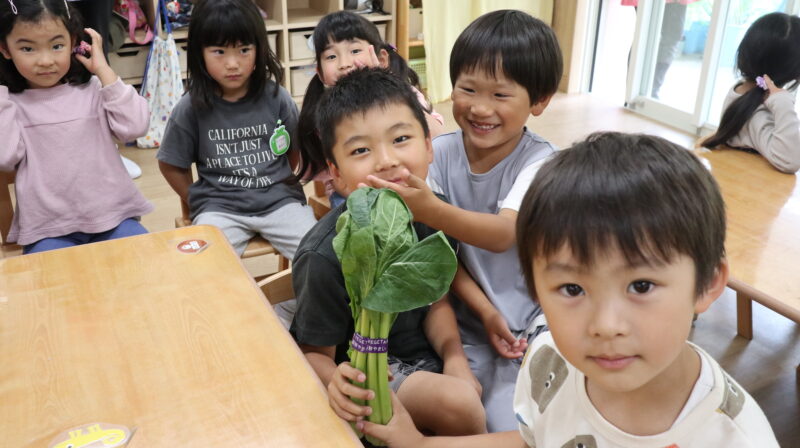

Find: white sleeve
[426,175,443,195]
[499,158,549,211]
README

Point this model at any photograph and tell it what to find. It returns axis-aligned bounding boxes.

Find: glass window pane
[648,0,714,113]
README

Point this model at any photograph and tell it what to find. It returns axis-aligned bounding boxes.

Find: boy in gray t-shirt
[364,10,562,432]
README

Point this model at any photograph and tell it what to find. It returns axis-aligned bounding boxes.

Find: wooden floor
[10,92,800,445]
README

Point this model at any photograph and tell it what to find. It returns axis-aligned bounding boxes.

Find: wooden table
[0,226,362,447]
[699,149,800,340]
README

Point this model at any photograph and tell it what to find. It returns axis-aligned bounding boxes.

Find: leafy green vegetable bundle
[333,187,457,445]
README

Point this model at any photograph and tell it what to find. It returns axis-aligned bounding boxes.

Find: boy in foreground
[360,132,778,447]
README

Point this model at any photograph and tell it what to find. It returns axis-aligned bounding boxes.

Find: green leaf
[335,224,377,311]
[347,187,381,229]
[370,190,416,275]
[362,232,457,313]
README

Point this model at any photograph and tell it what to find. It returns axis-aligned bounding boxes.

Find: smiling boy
[366,10,564,432]
[359,133,778,447]
[289,67,486,437]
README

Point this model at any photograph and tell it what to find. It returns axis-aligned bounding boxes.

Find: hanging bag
[136,0,184,148]
[113,0,153,45]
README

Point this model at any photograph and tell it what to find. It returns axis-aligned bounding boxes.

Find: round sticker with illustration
[176,239,209,254]
[270,120,291,156]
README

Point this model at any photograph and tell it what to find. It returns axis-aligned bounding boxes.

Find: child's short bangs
[449,10,563,105]
[313,12,382,56]
[194,8,257,47]
[517,132,726,298]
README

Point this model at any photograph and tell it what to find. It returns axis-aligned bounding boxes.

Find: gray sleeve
[156,96,198,169]
[747,91,800,173]
[428,135,449,195]
[279,87,299,134]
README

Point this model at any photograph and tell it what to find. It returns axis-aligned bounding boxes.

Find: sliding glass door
[620,0,798,135]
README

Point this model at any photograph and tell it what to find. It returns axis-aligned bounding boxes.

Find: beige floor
[6,92,798,445]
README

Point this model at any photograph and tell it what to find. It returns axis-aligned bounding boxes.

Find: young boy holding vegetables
[289,67,486,437]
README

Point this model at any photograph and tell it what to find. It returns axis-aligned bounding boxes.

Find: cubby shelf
[109,0,398,100]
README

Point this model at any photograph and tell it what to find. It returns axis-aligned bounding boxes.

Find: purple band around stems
[351,332,388,354]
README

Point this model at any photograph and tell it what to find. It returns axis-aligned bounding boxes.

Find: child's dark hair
[450,9,562,105]
[517,132,726,298]
[316,67,429,166]
[702,12,800,149]
[0,0,90,93]
[186,0,282,110]
[294,10,423,182]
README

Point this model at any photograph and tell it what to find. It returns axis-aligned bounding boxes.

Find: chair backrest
[257,268,294,305]
[0,171,16,246]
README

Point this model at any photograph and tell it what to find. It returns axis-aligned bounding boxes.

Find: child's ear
[378,48,390,69]
[327,159,342,183]
[0,43,11,60]
[530,94,554,117]
[694,259,729,314]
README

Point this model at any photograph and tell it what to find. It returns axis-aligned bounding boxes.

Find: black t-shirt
[290,199,456,364]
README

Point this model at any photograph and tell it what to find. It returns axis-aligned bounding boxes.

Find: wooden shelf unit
[108,0,398,99]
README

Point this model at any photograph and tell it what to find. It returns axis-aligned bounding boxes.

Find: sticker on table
[49,423,131,448]
[176,239,209,254]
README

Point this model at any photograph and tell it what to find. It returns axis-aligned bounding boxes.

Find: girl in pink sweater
[0,0,152,254]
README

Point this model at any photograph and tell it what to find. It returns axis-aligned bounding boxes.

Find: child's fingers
[74,54,89,66]
[403,170,428,190]
[367,45,381,67]
[365,174,406,194]
[329,392,371,421]
[358,392,415,443]
[336,379,375,402]
[337,361,367,383]
[84,28,101,47]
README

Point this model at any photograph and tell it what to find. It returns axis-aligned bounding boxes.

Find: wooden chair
[307,180,332,220]
[256,267,294,306]
[0,171,21,254]
[175,197,290,270]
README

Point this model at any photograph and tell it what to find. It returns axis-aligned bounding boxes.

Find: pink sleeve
[0,87,25,171]
[100,77,150,142]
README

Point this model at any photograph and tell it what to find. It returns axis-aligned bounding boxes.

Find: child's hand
[354,45,382,69]
[358,392,425,448]
[328,362,374,422]
[759,74,782,97]
[75,28,116,86]
[363,169,439,223]
[482,311,527,359]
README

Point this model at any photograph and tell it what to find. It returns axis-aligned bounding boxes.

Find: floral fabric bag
[136,0,183,148]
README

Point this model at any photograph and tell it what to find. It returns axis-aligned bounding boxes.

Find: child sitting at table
[289,67,486,438]
[0,0,152,254]
[358,132,779,447]
[702,12,800,174]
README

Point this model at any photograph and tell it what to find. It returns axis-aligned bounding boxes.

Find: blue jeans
[23,218,148,254]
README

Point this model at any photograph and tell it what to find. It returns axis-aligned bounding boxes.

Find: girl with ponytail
[702,12,800,173]
[293,10,444,207]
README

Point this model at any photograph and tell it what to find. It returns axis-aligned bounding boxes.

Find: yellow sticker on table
[49,423,131,448]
